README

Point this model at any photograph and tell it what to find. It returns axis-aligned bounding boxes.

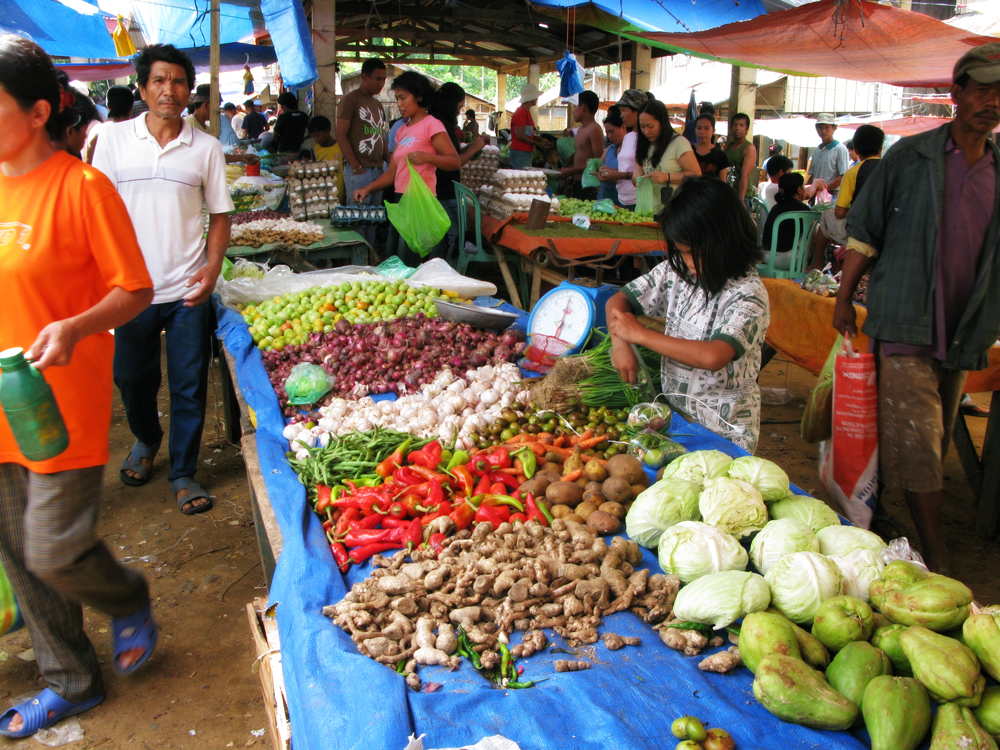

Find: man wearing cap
[806,113,849,200]
[833,43,1000,574]
[184,85,239,147]
[510,83,546,169]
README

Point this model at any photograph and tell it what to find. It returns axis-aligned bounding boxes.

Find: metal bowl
[433,299,519,331]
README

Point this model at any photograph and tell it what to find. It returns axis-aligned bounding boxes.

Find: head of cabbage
[698,477,768,539]
[726,456,790,502]
[749,518,819,575]
[657,521,748,584]
[768,494,841,534]
[815,525,887,558]
[660,450,733,488]
[672,570,771,629]
[624,478,701,549]
[764,551,844,623]
[830,548,884,602]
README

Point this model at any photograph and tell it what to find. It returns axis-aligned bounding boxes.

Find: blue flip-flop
[119,439,160,487]
[112,603,158,676]
[0,688,104,738]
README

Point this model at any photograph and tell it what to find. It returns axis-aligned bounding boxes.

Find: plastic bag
[627,402,673,432]
[581,158,603,189]
[879,537,928,571]
[229,258,268,280]
[385,160,450,256]
[406,259,497,299]
[376,256,416,280]
[818,338,879,529]
[284,363,335,405]
[801,334,840,443]
[592,198,617,215]
[0,561,21,638]
[635,175,659,217]
[628,430,688,469]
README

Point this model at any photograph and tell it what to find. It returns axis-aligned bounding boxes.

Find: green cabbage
[768,494,841,533]
[624,478,701,549]
[765,551,844,623]
[815,526,887,558]
[657,521,748,584]
[672,570,771,629]
[726,456,791,502]
[698,477,769,539]
[830,548,884,603]
[749,518,820,575]
[660,450,734,488]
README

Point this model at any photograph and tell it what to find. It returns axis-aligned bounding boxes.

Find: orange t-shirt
[0,151,152,473]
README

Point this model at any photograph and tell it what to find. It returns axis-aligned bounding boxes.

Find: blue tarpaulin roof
[128,0,256,49]
[179,41,277,70]
[530,0,765,35]
[0,0,118,59]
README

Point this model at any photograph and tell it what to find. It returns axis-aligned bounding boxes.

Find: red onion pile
[261,313,526,419]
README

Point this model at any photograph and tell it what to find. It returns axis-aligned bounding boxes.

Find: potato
[586,511,622,535]
[605,454,645,485]
[541,462,563,476]
[602,476,632,504]
[544,454,563,467]
[582,489,606,507]
[633,471,650,488]
[598,501,625,520]
[562,513,585,524]
[574,477,589,489]
[518,477,551,498]
[546,481,584,508]
[550,504,573,519]
[562,451,584,476]
[630,483,647,500]
[584,460,608,483]
[574,502,598,521]
[584,481,603,494]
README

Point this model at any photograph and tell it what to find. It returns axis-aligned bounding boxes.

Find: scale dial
[526,286,596,353]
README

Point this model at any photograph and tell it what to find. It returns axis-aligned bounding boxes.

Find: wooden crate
[246,597,291,750]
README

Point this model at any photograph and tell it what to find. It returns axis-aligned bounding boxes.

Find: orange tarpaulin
[634,0,996,88]
[762,278,1000,393]
[845,116,1000,137]
[482,214,667,260]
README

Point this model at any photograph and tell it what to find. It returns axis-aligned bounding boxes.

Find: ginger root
[660,627,709,656]
[554,660,591,672]
[699,646,743,673]
[602,632,641,651]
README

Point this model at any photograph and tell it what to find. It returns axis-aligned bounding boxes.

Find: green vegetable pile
[558,197,653,222]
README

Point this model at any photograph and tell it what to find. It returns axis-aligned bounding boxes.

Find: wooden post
[728,65,757,141]
[631,43,651,91]
[209,0,220,137]
[313,0,337,124]
[497,71,507,128]
[528,62,540,125]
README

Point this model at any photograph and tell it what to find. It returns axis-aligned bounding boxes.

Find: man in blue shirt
[807,113,850,200]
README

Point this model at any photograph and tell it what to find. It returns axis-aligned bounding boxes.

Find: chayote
[869,560,929,610]
[975,686,1000,739]
[862,675,931,750]
[930,703,999,750]
[878,575,973,632]
[965,611,1000,683]
[900,625,985,707]
[871,623,912,676]
[826,641,893,717]
[753,654,858,730]
[739,611,801,674]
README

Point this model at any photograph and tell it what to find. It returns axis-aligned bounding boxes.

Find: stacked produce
[459,144,500,189]
[287,160,340,220]
[231,209,286,225]
[230,217,325,249]
[558,197,650,223]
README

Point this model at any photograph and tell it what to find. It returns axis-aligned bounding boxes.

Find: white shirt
[218,114,238,146]
[92,114,234,304]
[231,113,245,138]
[759,181,780,211]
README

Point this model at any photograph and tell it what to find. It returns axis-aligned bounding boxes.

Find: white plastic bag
[407,258,497,299]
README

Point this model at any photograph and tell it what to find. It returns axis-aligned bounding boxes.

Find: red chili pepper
[408,440,442,469]
[451,465,475,497]
[509,512,527,524]
[489,482,508,496]
[524,492,551,526]
[344,528,393,548]
[488,471,520,491]
[399,493,424,516]
[470,457,491,476]
[392,466,423,486]
[408,464,449,483]
[486,448,512,470]
[316,484,333,514]
[421,504,450,525]
[334,507,362,536]
[322,518,334,532]
[476,504,505,527]
[361,494,389,516]
[449,503,476,531]
[376,437,413,478]
[379,516,411,529]
[473,472,492,496]
[330,542,350,572]
[404,517,422,549]
[349,541,403,565]
[427,533,447,557]
[356,514,383,530]
[385,501,408,519]
[332,495,364,510]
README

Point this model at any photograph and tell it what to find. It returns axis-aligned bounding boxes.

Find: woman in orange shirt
[0,35,157,737]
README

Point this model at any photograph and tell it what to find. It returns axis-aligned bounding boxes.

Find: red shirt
[510,106,535,152]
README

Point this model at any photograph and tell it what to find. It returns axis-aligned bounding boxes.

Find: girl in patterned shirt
[605,176,770,452]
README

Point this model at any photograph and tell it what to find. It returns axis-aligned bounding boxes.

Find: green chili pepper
[396,659,406,674]
[499,642,513,679]
[457,626,482,670]
[446,450,470,472]
[506,678,548,689]
[512,446,536,478]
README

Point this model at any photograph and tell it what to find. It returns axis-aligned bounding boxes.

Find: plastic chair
[752,197,769,245]
[453,182,529,308]
[757,210,820,280]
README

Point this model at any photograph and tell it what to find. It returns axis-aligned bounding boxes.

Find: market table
[762,277,1000,540]
[480,213,667,309]
[215,298,879,750]
[227,218,372,269]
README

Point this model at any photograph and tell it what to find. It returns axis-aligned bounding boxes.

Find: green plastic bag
[801,334,842,443]
[385,159,450,257]
[593,198,617,215]
[635,175,660,217]
[581,157,603,189]
[0,564,21,637]
[284,363,335,405]
[376,256,416,279]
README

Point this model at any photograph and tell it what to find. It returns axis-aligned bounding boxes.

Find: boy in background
[300,116,346,204]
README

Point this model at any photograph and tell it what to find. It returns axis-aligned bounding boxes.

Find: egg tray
[331,205,387,225]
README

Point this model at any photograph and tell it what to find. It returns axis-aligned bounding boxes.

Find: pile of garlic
[282,363,530,457]
[287,160,340,220]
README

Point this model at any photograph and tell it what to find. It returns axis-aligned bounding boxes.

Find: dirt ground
[0,362,267,749]
[0,346,995,749]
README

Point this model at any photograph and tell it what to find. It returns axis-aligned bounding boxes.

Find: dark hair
[0,34,62,140]
[465,108,475,118]
[361,58,386,77]
[955,72,971,89]
[768,143,783,155]
[308,115,331,133]
[695,113,716,130]
[134,44,195,90]
[852,124,884,158]
[775,172,805,204]
[277,91,298,110]
[223,102,236,112]
[604,105,624,128]
[391,70,436,110]
[659,176,763,296]
[244,98,255,108]
[698,101,716,116]
[429,81,464,148]
[635,100,677,171]
[766,155,793,178]
[69,89,99,131]
[578,90,599,115]
[844,139,854,151]
[730,112,750,129]
[107,85,134,118]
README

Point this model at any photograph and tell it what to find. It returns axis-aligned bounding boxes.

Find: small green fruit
[675,742,702,750]
[671,717,689,739]
[686,716,707,742]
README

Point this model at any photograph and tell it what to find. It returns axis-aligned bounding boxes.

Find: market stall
[227,218,372,269]
[762,277,1000,540]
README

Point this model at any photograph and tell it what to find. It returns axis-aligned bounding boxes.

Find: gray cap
[954,42,1000,84]
[616,89,648,111]
[815,113,836,125]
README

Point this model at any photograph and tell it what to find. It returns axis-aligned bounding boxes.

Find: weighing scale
[525,280,619,355]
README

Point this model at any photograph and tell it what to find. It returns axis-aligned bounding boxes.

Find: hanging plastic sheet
[0,0,118,59]
[556,50,585,105]
[128,0,255,48]
[260,0,318,91]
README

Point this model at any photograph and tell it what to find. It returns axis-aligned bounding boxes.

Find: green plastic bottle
[0,348,69,461]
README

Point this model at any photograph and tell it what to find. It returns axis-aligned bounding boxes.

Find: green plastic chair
[757,210,820,280]
[453,182,529,308]
[752,197,769,245]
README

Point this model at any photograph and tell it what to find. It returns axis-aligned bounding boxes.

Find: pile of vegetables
[558,198,651,223]
[231,209,287,225]
[240,281,450,351]
[230,217,325,248]
[671,716,735,750]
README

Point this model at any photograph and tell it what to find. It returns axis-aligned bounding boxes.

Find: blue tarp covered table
[215,299,873,750]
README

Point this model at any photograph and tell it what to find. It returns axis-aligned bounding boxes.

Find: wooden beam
[313,0,337,124]
[209,0,220,137]
[334,55,509,68]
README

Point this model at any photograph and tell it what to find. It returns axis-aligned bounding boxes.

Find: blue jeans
[509,149,532,169]
[113,299,212,482]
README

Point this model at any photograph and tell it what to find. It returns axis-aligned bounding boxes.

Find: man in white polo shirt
[92,44,233,515]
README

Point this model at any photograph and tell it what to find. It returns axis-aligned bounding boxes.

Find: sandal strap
[0,689,72,737]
